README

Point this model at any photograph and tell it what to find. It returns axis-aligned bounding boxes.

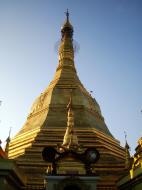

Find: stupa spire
[57,10,76,72]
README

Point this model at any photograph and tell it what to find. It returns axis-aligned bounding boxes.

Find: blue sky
[0,0,142,154]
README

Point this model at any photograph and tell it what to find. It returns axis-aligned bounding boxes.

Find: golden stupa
[8,11,128,190]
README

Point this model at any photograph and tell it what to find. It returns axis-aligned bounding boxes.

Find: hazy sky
[0,0,142,154]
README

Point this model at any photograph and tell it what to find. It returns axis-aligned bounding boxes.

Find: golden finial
[65,9,69,22]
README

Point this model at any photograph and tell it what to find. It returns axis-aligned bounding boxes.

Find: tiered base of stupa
[9,127,126,190]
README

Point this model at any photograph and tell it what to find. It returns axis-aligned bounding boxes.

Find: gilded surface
[8,14,127,189]
[62,95,79,149]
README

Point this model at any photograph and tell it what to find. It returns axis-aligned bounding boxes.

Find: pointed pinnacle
[65,9,69,21]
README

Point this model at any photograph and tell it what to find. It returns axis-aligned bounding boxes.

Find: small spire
[62,90,79,150]
[65,9,69,22]
[124,131,130,149]
[5,127,11,156]
[124,131,131,169]
[124,131,127,141]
